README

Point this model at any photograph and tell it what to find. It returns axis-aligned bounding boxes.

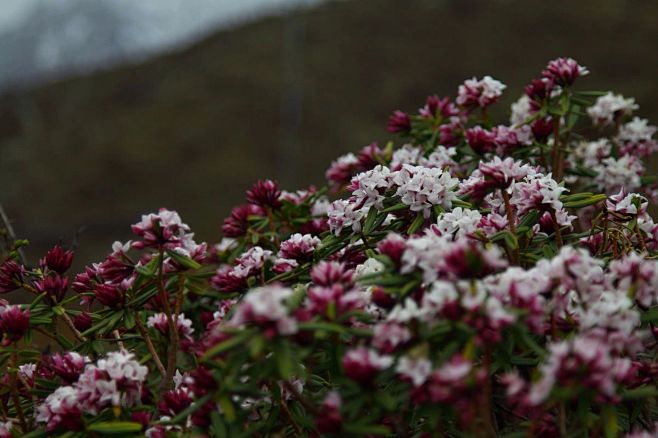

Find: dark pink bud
[377,233,406,267]
[40,245,74,274]
[466,126,497,154]
[159,388,193,416]
[222,204,265,237]
[299,218,329,235]
[356,142,383,171]
[531,117,553,142]
[131,411,151,430]
[387,110,411,133]
[0,259,23,293]
[35,275,69,303]
[315,391,342,434]
[371,286,396,309]
[94,283,124,308]
[0,305,30,343]
[246,179,282,209]
[73,312,93,332]
[419,95,459,119]
[524,78,554,101]
[72,265,99,294]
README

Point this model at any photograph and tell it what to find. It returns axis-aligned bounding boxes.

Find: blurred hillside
[0,0,657,268]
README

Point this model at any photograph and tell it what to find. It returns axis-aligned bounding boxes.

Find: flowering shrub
[2,57,658,437]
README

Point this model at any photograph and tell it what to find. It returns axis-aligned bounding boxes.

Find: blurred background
[0,0,657,270]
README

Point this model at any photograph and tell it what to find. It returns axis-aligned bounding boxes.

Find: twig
[135,317,166,378]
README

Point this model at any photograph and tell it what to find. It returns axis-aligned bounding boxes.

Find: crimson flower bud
[315,391,343,434]
[0,259,23,293]
[35,275,69,303]
[94,283,124,308]
[158,388,193,416]
[246,179,282,209]
[40,245,74,274]
[387,110,411,133]
[222,204,265,237]
[73,312,93,332]
[0,304,30,343]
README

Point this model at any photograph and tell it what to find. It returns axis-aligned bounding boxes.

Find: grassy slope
[0,0,656,268]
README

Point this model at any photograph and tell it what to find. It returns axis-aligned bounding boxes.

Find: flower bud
[0,305,30,343]
[40,245,74,274]
[0,259,23,293]
[246,179,282,209]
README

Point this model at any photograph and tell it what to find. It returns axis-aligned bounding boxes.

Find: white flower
[390,145,423,169]
[232,285,298,335]
[349,165,393,209]
[592,155,643,193]
[510,95,532,126]
[354,258,385,278]
[434,207,482,239]
[587,92,638,126]
[618,117,657,143]
[327,199,368,236]
[396,357,433,387]
[393,164,459,218]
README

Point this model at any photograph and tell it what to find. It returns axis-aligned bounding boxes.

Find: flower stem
[10,349,28,433]
[157,249,179,391]
[550,209,564,248]
[501,190,520,265]
[552,117,562,181]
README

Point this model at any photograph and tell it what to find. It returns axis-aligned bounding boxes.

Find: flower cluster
[2,57,658,437]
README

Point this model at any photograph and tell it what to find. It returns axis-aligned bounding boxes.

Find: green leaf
[563,194,607,208]
[166,249,202,270]
[621,386,658,401]
[86,421,143,434]
[201,330,252,360]
[407,212,425,235]
[275,340,294,379]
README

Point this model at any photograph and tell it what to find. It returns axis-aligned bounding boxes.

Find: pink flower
[210,265,248,293]
[326,153,359,189]
[230,285,298,337]
[40,245,74,274]
[246,179,282,209]
[131,208,193,251]
[278,233,321,261]
[342,347,393,384]
[47,352,90,384]
[541,57,589,87]
[310,261,354,287]
[456,76,506,109]
[36,386,84,432]
[419,95,459,119]
[147,312,195,339]
[372,322,411,353]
